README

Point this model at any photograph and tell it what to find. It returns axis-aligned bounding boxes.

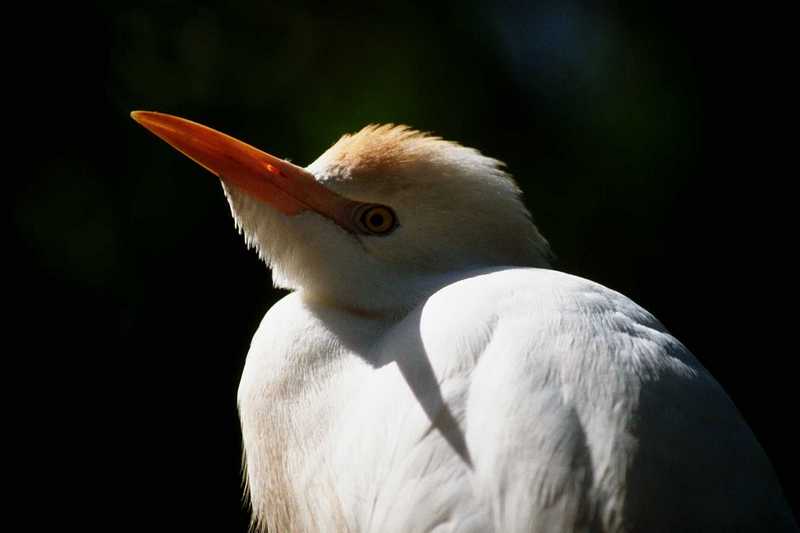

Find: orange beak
[131,111,357,224]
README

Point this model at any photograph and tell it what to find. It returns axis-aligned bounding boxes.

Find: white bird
[132,111,796,533]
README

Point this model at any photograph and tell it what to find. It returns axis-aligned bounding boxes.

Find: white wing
[239,267,797,532]
[421,268,796,532]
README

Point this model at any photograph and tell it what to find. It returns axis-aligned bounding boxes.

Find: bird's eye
[354,204,398,236]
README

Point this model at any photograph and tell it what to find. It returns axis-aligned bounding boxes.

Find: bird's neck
[296,266,523,320]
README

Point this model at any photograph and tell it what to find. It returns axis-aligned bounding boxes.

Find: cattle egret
[132,111,796,533]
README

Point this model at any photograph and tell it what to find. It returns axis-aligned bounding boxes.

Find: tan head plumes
[313,124,467,180]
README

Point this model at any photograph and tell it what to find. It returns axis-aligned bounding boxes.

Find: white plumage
[133,113,796,532]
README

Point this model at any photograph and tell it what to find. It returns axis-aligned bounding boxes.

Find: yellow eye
[356,204,398,235]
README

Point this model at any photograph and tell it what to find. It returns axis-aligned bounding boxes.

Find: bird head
[132,112,551,314]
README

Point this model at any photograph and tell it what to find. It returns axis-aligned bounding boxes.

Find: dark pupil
[368,213,385,228]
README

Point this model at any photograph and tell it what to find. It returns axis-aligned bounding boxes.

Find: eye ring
[354,204,398,236]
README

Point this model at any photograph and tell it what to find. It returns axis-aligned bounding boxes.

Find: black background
[13,1,796,530]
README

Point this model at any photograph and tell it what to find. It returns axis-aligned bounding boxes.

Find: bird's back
[239,267,796,532]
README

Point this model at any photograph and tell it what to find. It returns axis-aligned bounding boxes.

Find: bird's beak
[131,111,356,221]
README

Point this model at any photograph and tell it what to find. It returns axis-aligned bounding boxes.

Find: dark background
[14,1,795,530]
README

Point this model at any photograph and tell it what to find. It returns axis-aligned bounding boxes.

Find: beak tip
[130,110,156,126]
